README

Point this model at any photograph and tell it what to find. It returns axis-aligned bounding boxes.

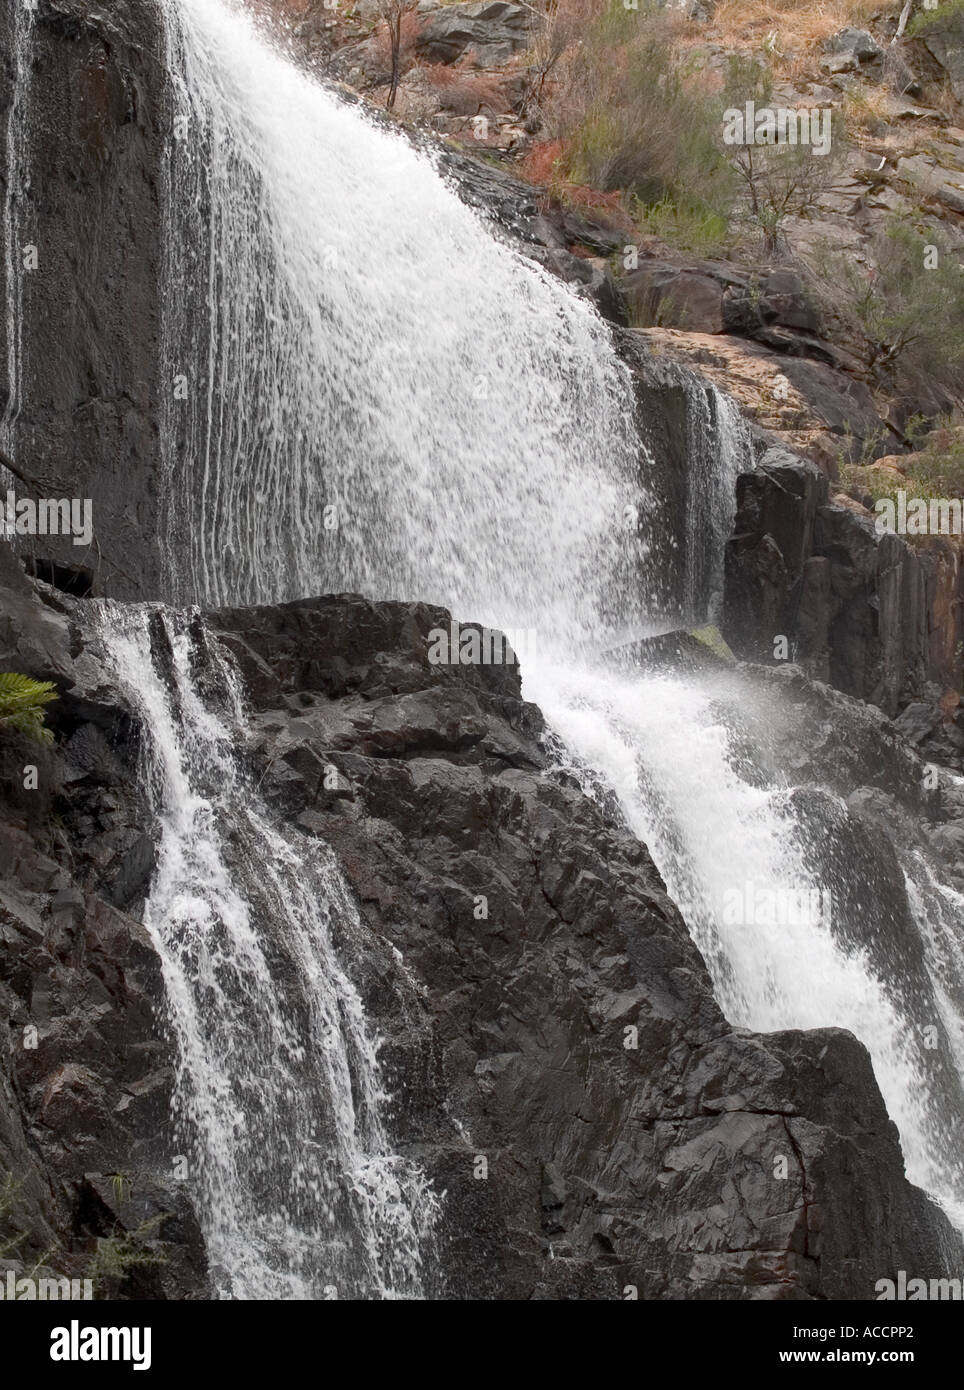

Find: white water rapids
[98,0,964,1292]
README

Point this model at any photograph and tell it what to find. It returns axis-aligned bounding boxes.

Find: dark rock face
[623,260,821,343]
[0,0,167,600]
[0,544,207,1297]
[723,450,964,725]
[615,328,747,622]
[2,0,963,1304]
[198,591,961,1299]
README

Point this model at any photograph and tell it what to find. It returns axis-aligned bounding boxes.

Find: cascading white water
[95,604,437,1299]
[154,0,964,1255]
[526,660,964,1227]
[161,0,647,647]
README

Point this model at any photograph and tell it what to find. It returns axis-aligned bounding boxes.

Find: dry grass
[418,62,510,114]
[706,0,883,55]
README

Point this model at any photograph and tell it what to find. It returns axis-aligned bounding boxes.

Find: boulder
[821,27,883,74]
[415,2,534,67]
[622,262,726,332]
[896,152,964,215]
[723,268,820,336]
[622,261,820,339]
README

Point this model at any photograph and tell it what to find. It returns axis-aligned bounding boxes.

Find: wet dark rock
[0,0,168,599]
[3,550,962,1297]
[200,588,962,1300]
[723,449,964,722]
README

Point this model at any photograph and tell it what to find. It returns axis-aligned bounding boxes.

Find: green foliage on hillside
[551,9,851,256]
[554,4,738,254]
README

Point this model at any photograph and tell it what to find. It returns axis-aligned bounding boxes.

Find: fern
[0,672,58,745]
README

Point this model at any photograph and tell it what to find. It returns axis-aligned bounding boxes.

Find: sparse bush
[635,197,732,258]
[372,0,420,107]
[807,215,964,401]
[420,63,508,115]
[721,55,851,255]
[548,3,737,253]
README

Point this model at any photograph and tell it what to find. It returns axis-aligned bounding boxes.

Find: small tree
[379,0,418,112]
[722,57,850,256]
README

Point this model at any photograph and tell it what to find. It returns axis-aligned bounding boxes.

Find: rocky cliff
[0,0,166,598]
[721,442,964,767]
[3,0,964,1303]
[2,549,962,1298]
[3,0,962,747]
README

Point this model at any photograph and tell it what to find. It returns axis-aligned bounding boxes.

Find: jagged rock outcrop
[722,446,964,735]
[632,327,894,471]
[822,27,884,75]
[921,12,964,105]
[415,2,534,68]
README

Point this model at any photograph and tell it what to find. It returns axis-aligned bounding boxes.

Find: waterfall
[152,0,964,1260]
[159,0,647,647]
[94,603,437,1299]
[682,385,752,624]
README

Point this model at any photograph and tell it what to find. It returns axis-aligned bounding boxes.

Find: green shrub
[86,1215,168,1299]
[554,4,737,253]
[634,197,731,258]
[0,673,57,745]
